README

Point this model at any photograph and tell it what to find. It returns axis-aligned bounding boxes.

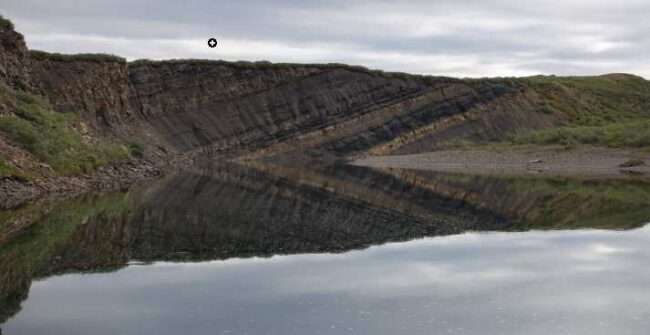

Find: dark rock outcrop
[29,53,131,128]
[0,19,31,91]
[127,61,436,153]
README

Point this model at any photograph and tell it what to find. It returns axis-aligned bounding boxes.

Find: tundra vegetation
[509,75,650,148]
[0,84,130,177]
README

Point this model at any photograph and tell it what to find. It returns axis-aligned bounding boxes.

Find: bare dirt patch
[352,146,650,179]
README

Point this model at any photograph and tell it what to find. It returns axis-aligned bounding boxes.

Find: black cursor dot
[208,38,218,48]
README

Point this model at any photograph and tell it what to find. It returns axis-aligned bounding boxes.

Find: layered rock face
[126,61,437,153]
[20,57,553,158]
[0,20,31,91]
[30,55,132,128]
[124,62,560,158]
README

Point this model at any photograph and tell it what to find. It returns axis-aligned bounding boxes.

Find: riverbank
[0,158,164,210]
[352,146,650,178]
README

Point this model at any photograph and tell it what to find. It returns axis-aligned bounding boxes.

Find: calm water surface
[1,163,649,334]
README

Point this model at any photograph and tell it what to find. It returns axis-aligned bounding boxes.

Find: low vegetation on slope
[0,160,20,178]
[511,120,650,148]
[29,50,126,64]
[526,74,650,122]
[509,74,650,148]
[0,85,130,177]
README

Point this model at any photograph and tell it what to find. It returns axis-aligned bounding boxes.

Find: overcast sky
[2,0,649,78]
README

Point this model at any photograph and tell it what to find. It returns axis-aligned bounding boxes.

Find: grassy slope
[0,84,131,177]
[509,74,650,148]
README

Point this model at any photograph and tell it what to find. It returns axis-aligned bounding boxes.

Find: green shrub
[128,143,144,158]
[0,159,17,177]
[0,89,129,175]
[522,74,650,127]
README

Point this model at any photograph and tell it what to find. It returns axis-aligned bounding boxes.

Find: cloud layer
[3,0,650,78]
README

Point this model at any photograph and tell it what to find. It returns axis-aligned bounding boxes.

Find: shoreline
[3,146,650,210]
[352,146,650,179]
[0,158,166,210]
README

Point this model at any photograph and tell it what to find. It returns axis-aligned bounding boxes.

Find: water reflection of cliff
[44,163,509,265]
[2,162,650,323]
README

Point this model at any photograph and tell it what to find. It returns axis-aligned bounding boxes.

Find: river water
[1,162,649,334]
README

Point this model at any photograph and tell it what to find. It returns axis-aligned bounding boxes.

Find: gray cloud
[2,0,649,78]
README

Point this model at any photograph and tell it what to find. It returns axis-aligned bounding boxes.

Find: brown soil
[352,146,650,178]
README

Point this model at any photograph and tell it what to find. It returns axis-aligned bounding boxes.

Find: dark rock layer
[0,21,31,92]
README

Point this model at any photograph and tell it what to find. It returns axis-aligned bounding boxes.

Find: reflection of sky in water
[6,225,650,335]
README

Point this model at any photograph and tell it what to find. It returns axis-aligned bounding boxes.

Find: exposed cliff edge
[0,17,31,92]
[1,14,649,208]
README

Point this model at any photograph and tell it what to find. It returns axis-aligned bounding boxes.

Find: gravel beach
[352,147,650,178]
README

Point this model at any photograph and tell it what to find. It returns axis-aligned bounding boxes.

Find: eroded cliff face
[19,58,549,159]
[126,61,437,153]
[30,55,132,129]
[0,20,31,92]
[123,61,568,159]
